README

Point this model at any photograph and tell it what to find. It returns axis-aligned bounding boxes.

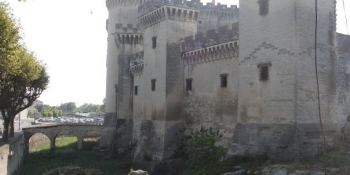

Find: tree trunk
[10,117,14,138]
[1,118,9,141]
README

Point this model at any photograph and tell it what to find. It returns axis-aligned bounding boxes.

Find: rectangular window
[134,86,138,95]
[186,78,193,91]
[258,63,271,81]
[259,0,269,16]
[220,74,228,87]
[151,79,156,91]
[152,36,157,48]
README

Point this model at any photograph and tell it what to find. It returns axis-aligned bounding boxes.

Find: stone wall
[183,40,239,151]
[336,33,350,140]
[106,0,349,162]
[197,3,239,33]
[0,133,25,175]
[105,0,140,125]
[234,0,338,160]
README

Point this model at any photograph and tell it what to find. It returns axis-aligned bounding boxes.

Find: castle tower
[105,0,141,126]
[197,3,239,33]
[134,0,200,160]
[235,0,337,160]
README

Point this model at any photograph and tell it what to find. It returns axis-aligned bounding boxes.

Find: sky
[1,0,349,107]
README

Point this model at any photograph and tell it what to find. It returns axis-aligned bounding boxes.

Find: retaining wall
[0,133,25,175]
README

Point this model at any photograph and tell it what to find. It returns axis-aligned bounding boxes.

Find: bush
[179,126,227,175]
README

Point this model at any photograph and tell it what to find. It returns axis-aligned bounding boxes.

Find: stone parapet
[106,0,140,10]
[182,22,238,52]
[138,0,201,17]
[115,23,141,34]
[129,51,144,76]
[200,3,237,10]
[199,4,238,20]
[182,40,238,66]
[138,5,199,29]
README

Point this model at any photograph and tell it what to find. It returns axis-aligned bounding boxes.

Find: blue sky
[2,0,349,106]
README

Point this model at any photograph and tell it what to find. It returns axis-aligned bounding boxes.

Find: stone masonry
[105,0,350,161]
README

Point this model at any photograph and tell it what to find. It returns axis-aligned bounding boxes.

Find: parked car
[31,119,42,125]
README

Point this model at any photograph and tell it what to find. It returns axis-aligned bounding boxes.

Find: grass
[22,136,131,175]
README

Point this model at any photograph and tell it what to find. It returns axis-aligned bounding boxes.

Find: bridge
[22,125,115,153]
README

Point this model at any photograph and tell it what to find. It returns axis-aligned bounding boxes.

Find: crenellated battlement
[129,51,144,76]
[114,33,143,48]
[199,3,239,20]
[113,23,143,47]
[181,22,239,65]
[115,23,142,33]
[138,0,201,17]
[182,22,238,52]
[138,5,199,29]
[106,0,140,10]
[200,3,238,10]
[182,40,238,66]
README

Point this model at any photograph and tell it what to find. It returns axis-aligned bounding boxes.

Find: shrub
[181,126,227,175]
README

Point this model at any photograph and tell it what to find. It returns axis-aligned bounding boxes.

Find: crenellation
[138,5,198,29]
[200,3,238,10]
[138,0,201,17]
[115,33,143,46]
[182,40,238,65]
[182,22,238,52]
[106,0,140,10]
[197,3,239,32]
[115,23,141,33]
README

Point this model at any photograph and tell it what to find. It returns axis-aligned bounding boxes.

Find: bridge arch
[22,124,115,154]
[54,130,79,151]
[27,133,51,153]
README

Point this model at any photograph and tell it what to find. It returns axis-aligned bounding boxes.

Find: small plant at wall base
[175,126,227,175]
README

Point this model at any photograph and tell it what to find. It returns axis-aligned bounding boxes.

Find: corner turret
[105,0,141,127]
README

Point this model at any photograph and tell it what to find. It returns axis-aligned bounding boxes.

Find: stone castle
[104,0,350,161]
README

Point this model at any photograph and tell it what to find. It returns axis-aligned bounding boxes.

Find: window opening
[258,63,271,81]
[186,78,193,91]
[220,74,228,87]
[259,0,269,16]
[151,79,156,91]
[152,36,157,48]
[134,86,138,95]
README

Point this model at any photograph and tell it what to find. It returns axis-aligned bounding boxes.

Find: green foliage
[76,102,104,113]
[0,2,21,77]
[99,98,105,112]
[23,136,128,175]
[35,104,43,113]
[0,2,49,141]
[171,129,189,159]
[173,127,227,175]
[59,102,77,113]
[186,127,226,173]
[40,105,62,117]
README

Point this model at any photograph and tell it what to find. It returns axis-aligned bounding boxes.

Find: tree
[98,98,106,112]
[35,104,43,113]
[59,102,76,113]
[66,102,76,112]
[0,3,49,141]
